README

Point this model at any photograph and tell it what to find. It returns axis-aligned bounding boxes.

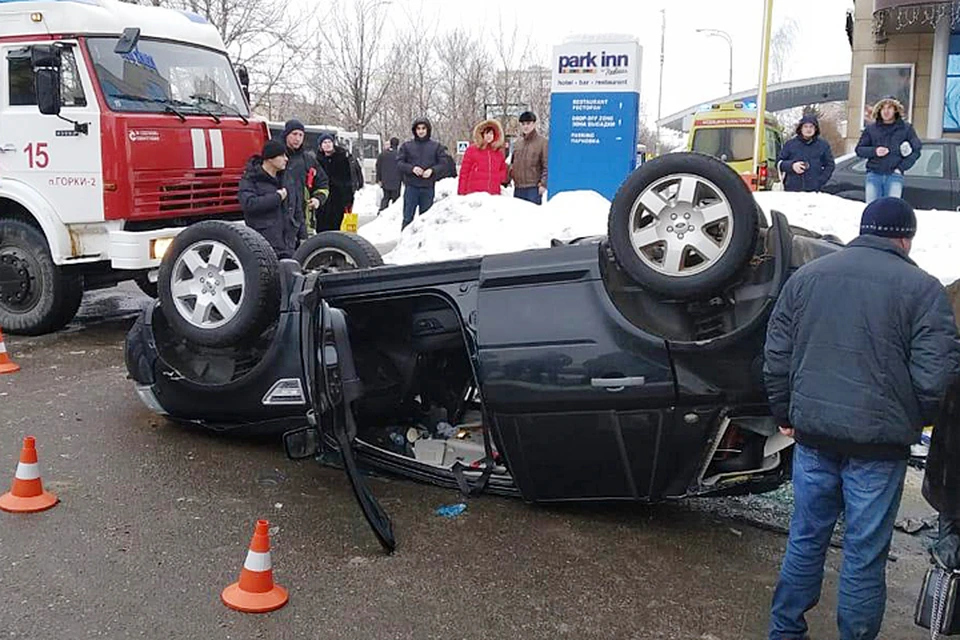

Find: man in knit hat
[278,118,328,240]
[855,97,922,203]
[763,197,960,640]
[777,114,835,193]
[239,139,296,258]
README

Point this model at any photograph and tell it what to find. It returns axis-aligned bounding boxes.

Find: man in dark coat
[239,140,296,258]
[397,117,446,230]
[777,114,835,192]
[763,197,960,640]
[278,118,329,240]
[376,136,401,212]
[855,97,922,203]
[316,133,356,232]
[438,144,457,179]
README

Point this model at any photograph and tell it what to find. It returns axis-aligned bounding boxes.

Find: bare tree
[770,17,800,85]
[126,0,314,113]
[490,16,534,137]
[313,0,397,161]
[434,29,494,146]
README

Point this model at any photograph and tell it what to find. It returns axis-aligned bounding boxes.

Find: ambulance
[0,0,267,335]
[686,101,784,192]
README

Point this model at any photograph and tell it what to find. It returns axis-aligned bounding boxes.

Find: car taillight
[758,164,768,188]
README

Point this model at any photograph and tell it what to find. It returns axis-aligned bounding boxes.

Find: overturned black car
[125,153,843,552]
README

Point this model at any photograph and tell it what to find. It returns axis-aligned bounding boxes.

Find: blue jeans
[864,172,903,204]
[401,185,435,230]
[769,444,907,640]
[514,186,542,205]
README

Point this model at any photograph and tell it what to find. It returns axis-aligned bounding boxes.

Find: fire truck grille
[134,170,242,215]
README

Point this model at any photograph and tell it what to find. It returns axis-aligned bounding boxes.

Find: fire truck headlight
[31,12,43,22]
[151,238,174,260]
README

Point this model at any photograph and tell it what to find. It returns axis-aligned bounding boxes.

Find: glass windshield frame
[84,36,249,117]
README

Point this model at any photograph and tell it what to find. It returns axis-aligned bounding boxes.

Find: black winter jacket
[317,146,356,228]
[855,118,923,175]
[239,157,297,259]
[376,147,401,190]
[281,147,328,241]
[764,235,960,459]
[777,135,835,192]
[397,118,446,188]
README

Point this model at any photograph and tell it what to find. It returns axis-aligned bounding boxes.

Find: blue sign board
[547,38,642,201]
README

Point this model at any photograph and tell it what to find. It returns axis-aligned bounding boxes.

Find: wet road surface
[0,286,936,639]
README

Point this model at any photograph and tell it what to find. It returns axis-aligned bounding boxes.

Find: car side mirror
[31,45,62,116]
[236,64,250,104]
[283,426,321,460]
[114,27,141,55]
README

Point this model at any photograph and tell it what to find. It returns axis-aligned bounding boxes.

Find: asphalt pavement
[0,285,937,639]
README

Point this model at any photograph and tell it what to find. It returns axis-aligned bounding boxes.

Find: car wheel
[294,231,384,272]
[608,152,759,299]
[157,221,280,348]
[0,219,83,335]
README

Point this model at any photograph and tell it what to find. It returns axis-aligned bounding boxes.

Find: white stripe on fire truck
[208,129,225,168]
[0,342,6,354]
[190,129,208,169]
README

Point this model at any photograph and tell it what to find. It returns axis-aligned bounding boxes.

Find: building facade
[848,0,960,149]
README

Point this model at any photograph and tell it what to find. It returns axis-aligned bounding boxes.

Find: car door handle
[591,376,646,391]
[0,144,16,153]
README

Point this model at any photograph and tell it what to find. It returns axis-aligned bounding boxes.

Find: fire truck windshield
[86,37,249,118]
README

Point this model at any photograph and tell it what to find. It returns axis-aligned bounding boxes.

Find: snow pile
[755,192,960,285]
[357,178,460,247]
[382,190,611,265]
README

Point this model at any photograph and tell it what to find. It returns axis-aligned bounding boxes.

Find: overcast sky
[380,0,854,122]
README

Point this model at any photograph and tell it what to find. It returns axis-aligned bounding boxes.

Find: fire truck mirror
[30,45,62,117]
[114,27,141,55]
[236,64,251,103]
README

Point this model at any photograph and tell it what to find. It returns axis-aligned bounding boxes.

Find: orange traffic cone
[0,436,58,513]
[221,519,288,613]
[0,328,19,375]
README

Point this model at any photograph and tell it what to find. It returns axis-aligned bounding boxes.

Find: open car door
[296,285,396,553]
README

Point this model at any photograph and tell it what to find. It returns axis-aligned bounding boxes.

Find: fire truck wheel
[0,219,83,335]
[607,152,760,299]
[294,231,384,272]
[157,221,280,347]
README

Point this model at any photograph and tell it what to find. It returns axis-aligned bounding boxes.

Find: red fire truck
[0,0,267,334]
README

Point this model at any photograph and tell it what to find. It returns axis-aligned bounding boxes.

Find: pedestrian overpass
[656,74,850,132]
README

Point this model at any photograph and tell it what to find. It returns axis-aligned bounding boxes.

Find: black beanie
[262,139,286,160]
[860,197,917,239]
[282,119,305,140]
[519,111,537,123]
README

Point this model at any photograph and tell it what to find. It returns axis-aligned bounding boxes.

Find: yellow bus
[687,101,784,191]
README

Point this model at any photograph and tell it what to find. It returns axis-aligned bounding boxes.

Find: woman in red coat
[458,119,508,196]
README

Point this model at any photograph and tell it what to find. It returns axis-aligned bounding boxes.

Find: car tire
[608,152,759,299]
[0,218,83,335]
[157,221,280,348]
[294,231,384,272]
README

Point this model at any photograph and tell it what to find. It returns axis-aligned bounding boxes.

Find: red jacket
[458,119,508,196]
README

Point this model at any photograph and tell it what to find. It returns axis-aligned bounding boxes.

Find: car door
[475,245,678,502]
[301,292,395,553]
[1,42,102,224]
[903,143,950,210]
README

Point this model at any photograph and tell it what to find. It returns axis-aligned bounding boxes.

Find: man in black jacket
[855,97,922,204]
[777,114,835,192]
[239,140,295,258]
[764,197,960,640]
[397,117,446,230]
[316,133,356,232]
[279,119,329,240]
[376,137,401,212]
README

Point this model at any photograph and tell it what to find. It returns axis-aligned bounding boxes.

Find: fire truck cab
[0,0,267,335]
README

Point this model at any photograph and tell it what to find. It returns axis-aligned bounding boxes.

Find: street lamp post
[696,28,733,97]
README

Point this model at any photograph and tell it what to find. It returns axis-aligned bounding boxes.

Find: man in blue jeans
[764,197,960,640]
[855,97,922,203]
[396,117,447,230]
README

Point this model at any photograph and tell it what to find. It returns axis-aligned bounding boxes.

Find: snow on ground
[354,179,958,286]
[755,191,960,286]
